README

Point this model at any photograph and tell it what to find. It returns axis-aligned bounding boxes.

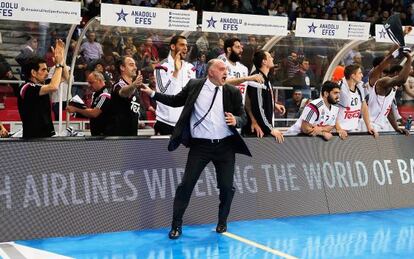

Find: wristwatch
[56,64,64,68]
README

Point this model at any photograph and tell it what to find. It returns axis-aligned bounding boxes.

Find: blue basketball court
[6,207,414,259]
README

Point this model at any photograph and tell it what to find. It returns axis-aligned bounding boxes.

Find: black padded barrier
[0,134,413,241]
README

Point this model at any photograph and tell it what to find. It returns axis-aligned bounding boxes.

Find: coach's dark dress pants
[171,137,236,227]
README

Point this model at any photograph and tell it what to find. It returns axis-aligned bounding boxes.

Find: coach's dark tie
[193,86,219,129]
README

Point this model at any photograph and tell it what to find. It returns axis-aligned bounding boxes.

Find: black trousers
[172,137,236,227]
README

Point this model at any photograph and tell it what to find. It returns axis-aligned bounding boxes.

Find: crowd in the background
[4,24,412,130]
[8,25,413,135]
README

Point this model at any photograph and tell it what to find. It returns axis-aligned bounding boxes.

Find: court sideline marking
[222,231,298,259]
[0,242,74,259]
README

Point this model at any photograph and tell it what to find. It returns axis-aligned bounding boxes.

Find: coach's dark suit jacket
[153,78,252,157]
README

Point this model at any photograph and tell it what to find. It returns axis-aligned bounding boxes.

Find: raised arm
[39,39,65,96]
[225,73,264,86]
[377,54,412,92]
[141,79,192,107]
[368,44,399,87]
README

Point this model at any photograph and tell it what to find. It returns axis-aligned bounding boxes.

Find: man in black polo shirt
[244,50,284,143]
[18,40,65,138]
[66,71,111,136]
[107,56,144,136]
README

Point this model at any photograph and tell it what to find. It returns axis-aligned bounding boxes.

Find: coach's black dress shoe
[168,226,182,239]
[216,223,227,233]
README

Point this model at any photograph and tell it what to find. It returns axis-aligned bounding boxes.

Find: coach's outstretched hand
[140,84,154,96]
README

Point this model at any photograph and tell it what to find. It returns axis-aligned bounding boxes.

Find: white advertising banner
[201,11,288,36]
[0,0,81,24]
[375,24,414,44]
[295,18,370,40]
[101,3,197,31]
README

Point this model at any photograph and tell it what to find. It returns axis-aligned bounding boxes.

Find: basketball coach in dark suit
[141,59,251,239]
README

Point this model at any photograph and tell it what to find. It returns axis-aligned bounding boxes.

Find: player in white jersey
[287,81,340,141]
[221,38,263,104]
[226,59,249,98]
[365,52,411,134]
[335,64,376,139]
[154,36,195,135]
[366,45,400,132]
[368,26,412,88]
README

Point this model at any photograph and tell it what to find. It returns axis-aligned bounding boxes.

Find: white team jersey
[286,98,339,135]
[224,59,249,103]
[366,83,395,131]
[337,79,364,131]
[154,54,195,126]
[217,53,227,62]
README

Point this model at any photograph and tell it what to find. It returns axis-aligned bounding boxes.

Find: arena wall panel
[0,135,413,241]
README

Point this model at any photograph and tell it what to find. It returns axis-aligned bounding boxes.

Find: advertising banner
[0,135,414,241]
[101,3,197,31]
[0,0,81,24]
[375,24,414,44]
[202,11,288,36]
[295,18,370,40]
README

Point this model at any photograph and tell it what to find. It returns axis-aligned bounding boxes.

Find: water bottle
[405,115,413,131]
